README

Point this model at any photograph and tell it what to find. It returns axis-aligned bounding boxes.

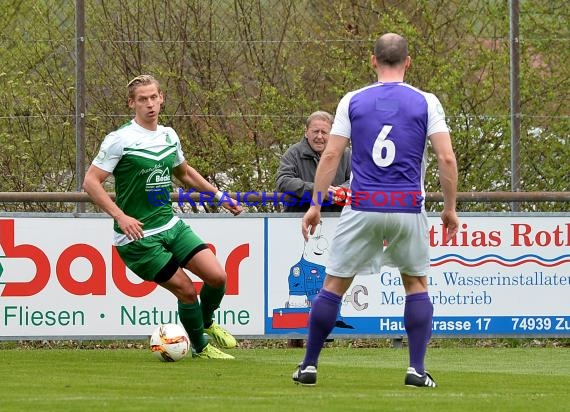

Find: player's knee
[206,270,227,288]
[401,274,428,294]
[177,288,198,304]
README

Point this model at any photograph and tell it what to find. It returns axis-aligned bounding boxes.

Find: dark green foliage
[0,1,568,212]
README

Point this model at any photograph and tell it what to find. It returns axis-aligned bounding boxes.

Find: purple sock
[404,292,433,375]
[302,289,342,368]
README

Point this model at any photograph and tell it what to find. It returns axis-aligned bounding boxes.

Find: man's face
[305,119,331,154]
[128,83,164,125]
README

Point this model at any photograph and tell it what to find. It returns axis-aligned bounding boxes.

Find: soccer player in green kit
[83,75,242,359]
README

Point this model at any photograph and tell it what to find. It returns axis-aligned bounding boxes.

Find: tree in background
[0,0,567,212]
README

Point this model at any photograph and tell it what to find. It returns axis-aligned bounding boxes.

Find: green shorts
[116,220,206,282]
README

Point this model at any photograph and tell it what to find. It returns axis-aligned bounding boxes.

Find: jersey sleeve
[330,91,355,139]
[425,93,449,136]
[169,128,185,167]
[92,132,124,173]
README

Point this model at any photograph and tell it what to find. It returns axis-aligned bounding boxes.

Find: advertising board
[0,214,568,339]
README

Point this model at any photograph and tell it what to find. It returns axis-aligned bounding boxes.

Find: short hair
[305,111,333,128]
[126,74,161,100]
[373,33,408,67]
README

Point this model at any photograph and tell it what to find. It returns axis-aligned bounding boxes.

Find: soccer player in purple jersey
[292,33,459,387]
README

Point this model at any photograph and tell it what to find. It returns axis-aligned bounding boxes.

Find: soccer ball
[150,323,190,362]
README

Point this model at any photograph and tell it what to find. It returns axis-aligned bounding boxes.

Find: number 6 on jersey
[372,125,395,167]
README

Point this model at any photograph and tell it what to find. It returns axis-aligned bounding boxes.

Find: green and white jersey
[92,120,185,245]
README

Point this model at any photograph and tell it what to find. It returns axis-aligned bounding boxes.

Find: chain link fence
[0,0,568,213]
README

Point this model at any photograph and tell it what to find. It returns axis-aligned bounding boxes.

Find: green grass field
[1,343,569,412]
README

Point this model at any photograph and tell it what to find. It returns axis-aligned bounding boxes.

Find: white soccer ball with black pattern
[150,324,190,362]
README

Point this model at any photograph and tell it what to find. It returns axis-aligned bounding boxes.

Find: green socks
[200,283,226,328]
[177,301,207,353]
[177,284,226,352]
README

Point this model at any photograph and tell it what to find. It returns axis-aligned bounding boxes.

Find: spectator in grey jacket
[276,111,351,213]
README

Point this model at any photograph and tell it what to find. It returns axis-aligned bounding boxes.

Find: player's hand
[222,199,243,216]
[322,186,344,202]
[302,206,321,241]
[331,186,350,205]
[441,209,459,241]
[116,213,144,240]
[327,186,339,202]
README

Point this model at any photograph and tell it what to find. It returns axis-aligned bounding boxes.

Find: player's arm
[302,134,348,240]
[313,135,348,206]
[429,131,459,239]
[82,164,144,239]
[173,162,242,215]
[328,148,352,201]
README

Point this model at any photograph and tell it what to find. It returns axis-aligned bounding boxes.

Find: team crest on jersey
[165,133,171,144]
[95,149,107,161]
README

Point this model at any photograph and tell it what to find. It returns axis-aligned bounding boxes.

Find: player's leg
[166,220,236,349]
[292,275,354,385]
[401,275,433,369]
[158,268,208,353]
[183,248,237,349]
[294,209,380,385]
[401,274,436,387]
[385,213,436,387]
[305,275,354,364]
[160,268,234,359]
[115,231,217,356]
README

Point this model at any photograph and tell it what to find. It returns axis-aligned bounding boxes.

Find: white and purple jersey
[331,82,449,213]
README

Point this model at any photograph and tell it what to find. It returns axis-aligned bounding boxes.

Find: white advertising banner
[266,215,570,337]
[0,214,569,339]
[0,216,265,339]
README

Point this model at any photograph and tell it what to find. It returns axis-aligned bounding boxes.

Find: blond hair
[126,74,161,100]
